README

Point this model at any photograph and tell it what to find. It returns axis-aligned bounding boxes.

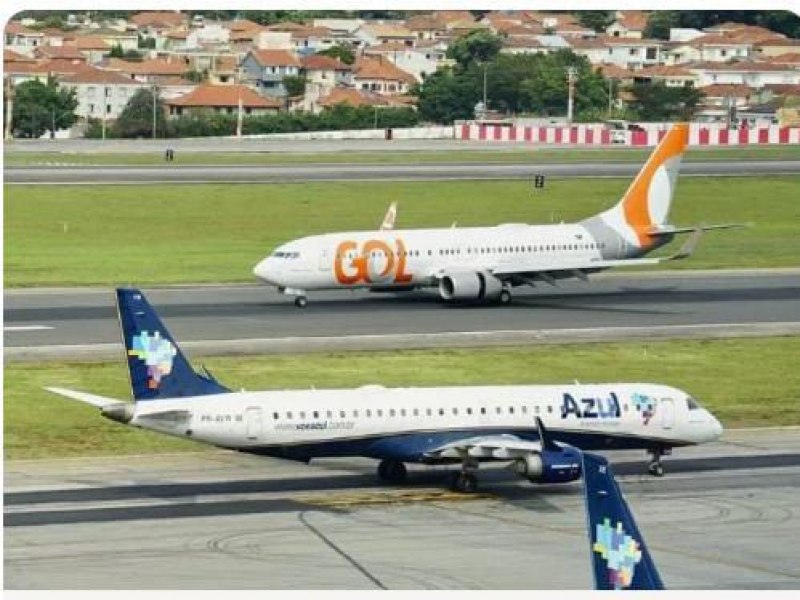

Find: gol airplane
[253,123,736,307]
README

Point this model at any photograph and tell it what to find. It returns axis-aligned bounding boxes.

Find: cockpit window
[686,397,700,410]
[272,251,301,259]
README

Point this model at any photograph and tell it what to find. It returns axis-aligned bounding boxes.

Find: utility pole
[607,78,614,115]
[151,82,157,139]
[566,66,578,127]
[236,67,243,138]
[4,76,13,141]
[483,62,488,116]
[102,85,107,140]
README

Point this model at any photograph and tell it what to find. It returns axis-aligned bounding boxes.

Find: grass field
[5,176,799,287]
[5,144,800,167]
[5,337,799,459]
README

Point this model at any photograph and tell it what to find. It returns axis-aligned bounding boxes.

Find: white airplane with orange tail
[254,123,737,308]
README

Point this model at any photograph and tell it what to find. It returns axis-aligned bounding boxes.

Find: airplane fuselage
[131,383,721,462]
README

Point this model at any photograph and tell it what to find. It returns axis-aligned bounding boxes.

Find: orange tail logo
[621,123,688,247]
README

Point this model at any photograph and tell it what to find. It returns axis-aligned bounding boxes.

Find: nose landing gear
[294,296,308,308]
[377,459,407,483]
[647,447,670,477]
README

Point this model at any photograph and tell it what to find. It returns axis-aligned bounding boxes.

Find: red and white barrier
[459,123,800,146]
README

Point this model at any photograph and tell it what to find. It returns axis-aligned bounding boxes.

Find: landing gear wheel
[648,461,665,477]
[449,472,478,494]
[294,296,308,309]
[499,289,512,305]
[377,459,407,483]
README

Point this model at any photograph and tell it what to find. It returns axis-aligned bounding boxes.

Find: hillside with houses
[4,10,800,138]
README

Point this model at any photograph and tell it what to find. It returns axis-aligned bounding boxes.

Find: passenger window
[287,411,293,419]
[426,408,432,416]
[522,406,528,414]
[400,409,406,417]
[495,406,502,415]
[509,406,515,414]
[313,411,319,419]
[377,409,383,417]
[413,408,419,416]
[480,407,487,415]
[534,406,540,414]
[273,412,279,420]
[389,409,396,417]
[300,411,306,419]
[466,407,472,415]
[340,410,346,418]
[547,406,553,413]
[438,408,445,416]
[366,409,372,417]
[353,410,359,417]
[326,411,333,419]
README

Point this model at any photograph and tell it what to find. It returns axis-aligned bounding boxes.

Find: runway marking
[296,489,494,508]
[4,325,53,332]
[299,511,388,590]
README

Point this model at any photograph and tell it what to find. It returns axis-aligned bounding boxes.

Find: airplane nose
[705,412,724,441]
[253,258,276,285]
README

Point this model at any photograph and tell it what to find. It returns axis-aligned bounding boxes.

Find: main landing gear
[377,459,407,483]
[294,296,308,308]
[647,448,669,477]
[498,288,512,306]
[449,456,480,493]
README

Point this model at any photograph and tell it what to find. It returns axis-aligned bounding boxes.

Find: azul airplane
[253,122,736,308]
[46,289,722,491]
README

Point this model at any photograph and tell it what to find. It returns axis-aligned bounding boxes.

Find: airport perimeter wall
[242,126,455,141]
[458,123,800,146]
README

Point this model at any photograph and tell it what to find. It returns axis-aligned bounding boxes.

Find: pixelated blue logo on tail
[128,331,176,389]
[593,518,643,590]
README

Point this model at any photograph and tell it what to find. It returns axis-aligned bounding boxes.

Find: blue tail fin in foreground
[583,452,665,590]
[116,288,230,401]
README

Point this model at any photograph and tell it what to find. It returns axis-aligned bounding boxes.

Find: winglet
[536,417,561,452]
[582,452,665,590]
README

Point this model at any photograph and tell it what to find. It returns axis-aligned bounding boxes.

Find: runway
[4,270,800,360]
[4,429,800,589]
[6,159,800,185]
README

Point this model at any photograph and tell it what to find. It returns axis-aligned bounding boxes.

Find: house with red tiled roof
[767,52,800,68]
[103,57,189,83]
[317,87,410,111]
[405,14,447,41]
[298,54,353,112]
[3,58,89,84]
[501,36,550,56]
[352,55,417,94]
[64,35,112,64]
[33,44,85,61]
[607,11,648,39]
[555,22,596,39]
[130,11,187,32]
[355,22,416,47]
[755,38,800,58]
[598,36,665,69]
[634,64,698,87]
[241,49,302,98]
[59,66,148,122]
[165,84,281,116]
[4,21,45,53]
[594,62,636,83]
[4,48,36,63]
[688,60,800,88]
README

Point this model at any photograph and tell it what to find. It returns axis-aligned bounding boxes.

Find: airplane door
[319,247,330,271]
[660,399,675,429]
[246,407,262,440]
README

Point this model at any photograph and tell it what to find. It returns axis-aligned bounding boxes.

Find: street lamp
[151,82,158,139]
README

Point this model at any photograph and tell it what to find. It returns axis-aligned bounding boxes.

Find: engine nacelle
[512,449,582,484]
[438,271,503,302]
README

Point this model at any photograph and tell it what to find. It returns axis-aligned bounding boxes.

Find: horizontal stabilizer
[44,387,123,409]
[647,223,745,235]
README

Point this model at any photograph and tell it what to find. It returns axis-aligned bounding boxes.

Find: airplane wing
[423,434,544,460]
[44,386,123,408]
[490,228,705,283]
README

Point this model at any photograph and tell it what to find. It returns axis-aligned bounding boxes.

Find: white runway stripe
[4,325,54,332]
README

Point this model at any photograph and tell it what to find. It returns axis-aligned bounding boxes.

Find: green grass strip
[5,176,799,287]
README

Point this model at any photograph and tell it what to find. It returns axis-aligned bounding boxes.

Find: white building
[59,67,147,122]
[689,61,800,88]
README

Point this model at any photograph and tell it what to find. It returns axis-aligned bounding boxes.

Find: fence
[458,123,800,146]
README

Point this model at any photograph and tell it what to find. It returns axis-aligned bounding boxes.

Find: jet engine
[438,271,503,302]
[512,448,582,484]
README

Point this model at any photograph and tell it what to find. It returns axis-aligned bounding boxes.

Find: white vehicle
[253,123,737,308]
[46,289,723,492]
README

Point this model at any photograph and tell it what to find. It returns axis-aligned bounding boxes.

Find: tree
[185,69,207,83]
[138,34,156,49]
[114,87,168,138]
[283,75,307,97]
[12,77,77,139]
[413,67,481,124]
[578,11,614,33]
[317,44,355,65]
[123,49,143,61]
[644,11,679,40]
[627,82,702,121]
[446,29,503,70]
[109,44,124,58]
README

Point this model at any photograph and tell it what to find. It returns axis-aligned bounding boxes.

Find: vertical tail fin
[583,452,665,590]
[594,123,689,251]
[116,288,230,401]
